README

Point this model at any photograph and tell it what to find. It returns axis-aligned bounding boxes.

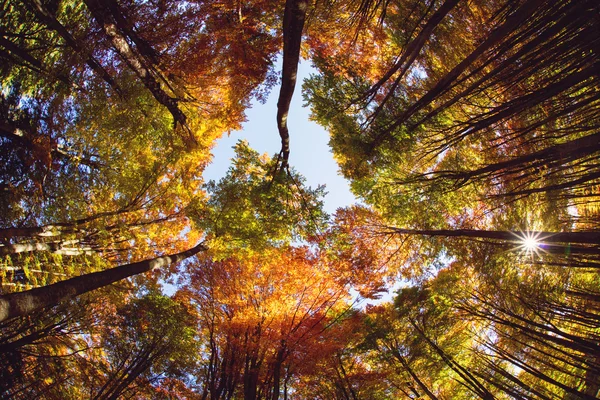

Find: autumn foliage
[1,0,599,398]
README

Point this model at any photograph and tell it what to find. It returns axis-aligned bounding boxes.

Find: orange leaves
[324,206,408,296]
[305,0,392,81]
[186,246,347,330]
[178,244,353,396]
[161,0,280,131]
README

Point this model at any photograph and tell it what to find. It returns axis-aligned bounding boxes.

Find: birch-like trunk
[0,242,206,322]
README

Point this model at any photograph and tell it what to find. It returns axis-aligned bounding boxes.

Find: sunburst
[514,230,546,259]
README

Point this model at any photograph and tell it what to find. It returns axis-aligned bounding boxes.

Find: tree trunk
[410,132,600,187]
[83,0,196,147]
[0,241,93,256]
[276,0,308,169]
[0,35,75,88]
[364,0,461,123]
[0,242,206,322]
[386,227,600,245]
[271,342,287,400]
[24,0,123,96]
[394,351,438,400]
[409,319,494,399]
[371,0,545,150]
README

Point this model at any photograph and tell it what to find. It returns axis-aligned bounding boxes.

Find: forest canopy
[1,0,599,399]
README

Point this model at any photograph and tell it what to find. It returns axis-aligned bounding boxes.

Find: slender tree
[0,242,206,322]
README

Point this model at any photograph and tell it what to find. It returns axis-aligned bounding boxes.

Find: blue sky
[199,62,397,306]
[203,60,356,215]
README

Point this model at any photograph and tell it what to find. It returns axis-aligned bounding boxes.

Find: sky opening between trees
[1,0,599,398]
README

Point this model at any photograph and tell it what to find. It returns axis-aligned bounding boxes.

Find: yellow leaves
[186,245,350,347]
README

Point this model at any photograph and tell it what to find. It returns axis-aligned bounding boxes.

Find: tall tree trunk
[0,34,76,88]
[0,242,206,322]
[276,0,308,169]
[0,240,93,256]
[83,0,196,147]
[409,319,494,399]
[386,227,600,245]
[271,341,287,400]
[0,187,167,241]
[408,132,600,187]
[24,0,123,96]
[371,0,546,149]
[394,351,438,400]
[583,351,600,398]
[363,0,461,123]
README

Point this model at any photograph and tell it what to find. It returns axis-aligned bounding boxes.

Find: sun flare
[515,231,544,258]
[523,236,539,250]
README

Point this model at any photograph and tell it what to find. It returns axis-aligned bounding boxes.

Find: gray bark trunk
[0,242,206,322]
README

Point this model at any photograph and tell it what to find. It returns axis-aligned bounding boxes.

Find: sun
[515,231,544,259]
[523,236,539,251]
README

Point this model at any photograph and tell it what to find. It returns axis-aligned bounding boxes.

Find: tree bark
[83,0,196,147]
[276,0,308,169]
[0,242,206,322]
[24,0,123,96]
[386,227,600,245]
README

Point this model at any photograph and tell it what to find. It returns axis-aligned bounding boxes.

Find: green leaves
[303,72,375,179]
[1,0,599,398]
[188,140,327,256]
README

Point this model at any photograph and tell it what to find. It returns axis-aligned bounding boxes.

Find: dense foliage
[1,0,599,398]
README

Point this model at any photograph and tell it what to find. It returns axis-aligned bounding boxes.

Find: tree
[179,247,351,400]
[189,140,327,256]
[304,0,600,233]
[2,0,600,397]
[1,0,282,268]
[351,253,600,399]
[0,241,206,322]
[89,293,198,399]
[180,142,349,400]
[0,287,126,399]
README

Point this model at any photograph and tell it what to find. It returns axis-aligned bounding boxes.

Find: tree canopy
[1,0,599,398]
